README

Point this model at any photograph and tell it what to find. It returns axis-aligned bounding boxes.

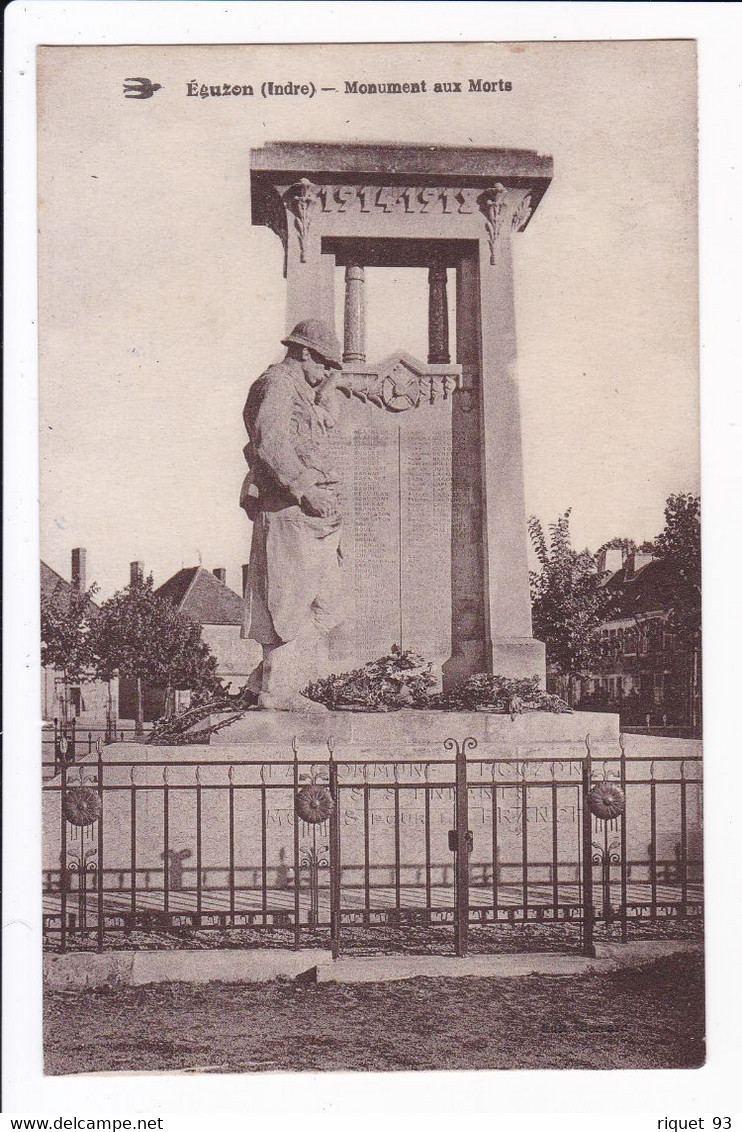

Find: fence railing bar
[650,782,657,918]
[329,748,341,958]
[228,767,236,926]
[60,759,68,952]
[491,769,499,918]
[96,747,105,952]
[521,780,529,921]
[292,752,300,946]
[581,753,595,956]
[130,774,137,928]
[619,735,628,941]
[393,774,401,913]
[195,768,203,928]
[162,770,170,914]
[550,775,559,920]
[260,785,268,925]
[364,783,371,925]
[680,765,688,916]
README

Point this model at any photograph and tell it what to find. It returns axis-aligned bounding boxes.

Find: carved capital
[511,192,533,233]
[479,184,508,265]
[284,178,320,263]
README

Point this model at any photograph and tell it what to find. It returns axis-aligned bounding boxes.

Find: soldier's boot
[257,640,328,713]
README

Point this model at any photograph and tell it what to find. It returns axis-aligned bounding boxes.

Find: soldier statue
[240,319,347,711]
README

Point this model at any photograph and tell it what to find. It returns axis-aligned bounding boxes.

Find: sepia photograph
[10,25,715,1093]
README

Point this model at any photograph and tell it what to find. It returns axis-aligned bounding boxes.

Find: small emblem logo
[123,78,162,100]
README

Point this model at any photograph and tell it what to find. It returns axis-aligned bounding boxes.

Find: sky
[37,40,698,599]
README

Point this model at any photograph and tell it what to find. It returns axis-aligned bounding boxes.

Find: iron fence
[42,736,703,956]
[43,720,153,774]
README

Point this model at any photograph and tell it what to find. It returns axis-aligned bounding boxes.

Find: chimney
[213,568,226,585]
[130,560,144,586]
[242,564,250,597]
[71,547,87,592]
[633,551,655,574]
[600,547,624,576]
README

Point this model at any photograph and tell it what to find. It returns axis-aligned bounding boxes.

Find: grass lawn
[44,952,704,1075]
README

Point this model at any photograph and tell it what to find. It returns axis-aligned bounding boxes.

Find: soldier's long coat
[241,358,345,645]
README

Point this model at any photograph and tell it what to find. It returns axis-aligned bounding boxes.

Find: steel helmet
[281,319,343,368]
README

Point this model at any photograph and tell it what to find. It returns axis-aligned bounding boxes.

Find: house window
[69,687,82,717]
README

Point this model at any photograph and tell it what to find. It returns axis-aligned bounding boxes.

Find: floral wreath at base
[295,784,334,824]
[62,786,102,827]
[587,781,625,821]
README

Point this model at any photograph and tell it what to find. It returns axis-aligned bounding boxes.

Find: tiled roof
[40,561,99,614]
[154,567,198,610]
[603,558,672,618]
[156,567,243,626]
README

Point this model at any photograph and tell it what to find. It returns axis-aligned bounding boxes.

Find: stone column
[343,264,366,362]
[476,197,545,680]
[442,253,487,691]
[427,263,450,364]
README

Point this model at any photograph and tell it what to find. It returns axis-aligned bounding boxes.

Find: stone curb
[309,940,702,983]
[44,940,700,989]
[43,948,332,989]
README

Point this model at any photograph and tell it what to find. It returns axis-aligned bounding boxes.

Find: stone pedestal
[250,143,554,686]
[209,707,619,758]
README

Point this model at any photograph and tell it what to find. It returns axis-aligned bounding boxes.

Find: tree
[597,536,636,556]
[41,583,98,723]
[90,574,218,733]
[528,510,619,703]
[651,493,701,648]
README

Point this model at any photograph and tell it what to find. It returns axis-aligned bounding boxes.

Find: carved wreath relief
[339,354,461,414]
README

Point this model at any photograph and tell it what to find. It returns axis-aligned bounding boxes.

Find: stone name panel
[327,397,453,671]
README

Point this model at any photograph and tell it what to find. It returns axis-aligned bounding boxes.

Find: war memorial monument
[44,144,701,962]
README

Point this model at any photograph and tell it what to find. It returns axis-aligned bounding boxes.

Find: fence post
[581,742,596,957]
[328,741,341,959]
[447,736,476,958]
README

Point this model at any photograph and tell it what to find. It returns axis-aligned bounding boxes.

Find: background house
[40,548,117,725]
[574,550,701,732]
[118,563,261,722]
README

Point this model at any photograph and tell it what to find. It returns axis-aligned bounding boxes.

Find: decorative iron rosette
[62,786,102,827]
[295,784,334,824]
[587,781,625,820]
